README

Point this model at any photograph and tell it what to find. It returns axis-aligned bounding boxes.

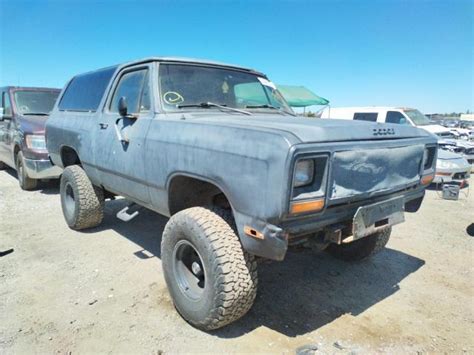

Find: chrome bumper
[23,158,62,179]
[433,169,471,184]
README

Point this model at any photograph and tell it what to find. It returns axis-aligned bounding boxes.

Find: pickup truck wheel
[16,151,38,190]
[60,165,104,230]
[161,206,258,330]
[326,227,391,261]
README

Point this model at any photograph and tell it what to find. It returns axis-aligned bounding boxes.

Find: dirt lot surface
[1,169,473,354]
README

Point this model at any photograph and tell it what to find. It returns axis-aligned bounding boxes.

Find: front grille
[453,172,468,180]
[329,144,424,200]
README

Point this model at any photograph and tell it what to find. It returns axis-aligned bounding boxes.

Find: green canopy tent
[276,85,329,112]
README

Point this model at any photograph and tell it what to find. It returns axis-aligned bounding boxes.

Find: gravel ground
[1,169,473,354]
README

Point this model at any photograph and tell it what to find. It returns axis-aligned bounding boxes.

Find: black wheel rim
[173,240,206,301]
[64,182,76,219]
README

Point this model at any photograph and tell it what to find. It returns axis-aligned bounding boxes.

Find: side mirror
[118,97,128,117]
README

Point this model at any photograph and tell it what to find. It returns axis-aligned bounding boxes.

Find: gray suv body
[46,57,437,330]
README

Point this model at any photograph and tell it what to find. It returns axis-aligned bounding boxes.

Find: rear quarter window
[353,112,378,122]
[58,66,117,112]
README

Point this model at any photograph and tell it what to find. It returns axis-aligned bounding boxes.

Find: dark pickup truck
[0,86,62,189]
[46,57,437,330]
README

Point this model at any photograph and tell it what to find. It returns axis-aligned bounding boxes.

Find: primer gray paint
[46,57,438,260]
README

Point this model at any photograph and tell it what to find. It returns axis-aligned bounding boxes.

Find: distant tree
[306,111,316,117]
[467,109,471,114]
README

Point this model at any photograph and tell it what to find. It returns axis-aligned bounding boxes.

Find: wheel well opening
[168,176,232,216]
[61,147,81,167]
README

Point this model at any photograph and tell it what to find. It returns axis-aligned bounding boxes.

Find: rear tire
[161,206,258,330]
[326,227,391,261]
[16,151,38,190]
[60,165,104,230]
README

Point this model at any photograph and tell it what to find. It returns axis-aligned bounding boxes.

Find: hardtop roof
[75,57,265,78]
[1,86,60,92]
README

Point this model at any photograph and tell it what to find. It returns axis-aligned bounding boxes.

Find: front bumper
[433,168,470,184]
[238,186,425,261]
[23,158,62,179]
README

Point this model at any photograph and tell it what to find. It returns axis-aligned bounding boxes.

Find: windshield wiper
[177,102,252,116]
[245,104,296,116]
[22,112,49,116]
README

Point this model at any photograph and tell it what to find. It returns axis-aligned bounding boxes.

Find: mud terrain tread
[162,207,257,330]
[327,227,391,262]
[61,165,104,230]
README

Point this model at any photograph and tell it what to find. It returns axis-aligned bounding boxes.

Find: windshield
[14,90,59,115]
[403,109,431,126]
[159,64,293,115]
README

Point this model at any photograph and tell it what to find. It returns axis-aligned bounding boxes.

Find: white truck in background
[321,106,473,177]
[320,106,454,138]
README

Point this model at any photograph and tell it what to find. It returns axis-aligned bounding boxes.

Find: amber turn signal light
[420,174,435,185]
[290,198,325,215]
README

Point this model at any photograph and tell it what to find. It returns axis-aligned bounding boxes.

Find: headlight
[294,159,314,187]
[423,147,436,170]
[437,159,458,170]
[25,135,47,151]
[422,148,429,168]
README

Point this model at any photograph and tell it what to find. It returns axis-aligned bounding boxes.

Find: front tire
[161,207,258,330]
[60,165,104,230]
[326,227,391,261]
[16,151,38,190]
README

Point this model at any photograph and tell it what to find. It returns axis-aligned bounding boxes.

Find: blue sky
[0,0,472,113]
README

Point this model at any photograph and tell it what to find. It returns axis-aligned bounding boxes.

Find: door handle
[99,123,108,129]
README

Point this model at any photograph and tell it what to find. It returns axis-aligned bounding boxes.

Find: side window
[58,66,117,112]
[2,92,12,116]
[386,111,407,124]
[353,112,378,122]
[110,69,150,114]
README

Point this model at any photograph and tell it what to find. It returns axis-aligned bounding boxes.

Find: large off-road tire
[161,206,258,331]
[326,227,392,261]
[16,151,38,190]
[60,165,104,230]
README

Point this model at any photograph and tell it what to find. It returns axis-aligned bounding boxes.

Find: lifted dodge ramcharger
[46,57,437,330]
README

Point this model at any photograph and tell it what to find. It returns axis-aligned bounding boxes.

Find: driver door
[0,91,14,166]
[94,65,154,204]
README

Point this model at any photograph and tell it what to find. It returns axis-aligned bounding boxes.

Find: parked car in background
[320,106,474,169]
[0,86,62,189]
[433,149,471,185]
[442,120,460,128]
[320,106,454,137]
[449,127,474,141]
[46,57,437,330]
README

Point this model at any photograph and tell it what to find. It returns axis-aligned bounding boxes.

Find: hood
[186,113,430,143]
[454,140,474,149]
[419,124,451,135]
[438,149,464,160]
[439,138,474,149]
[17,115,48,135]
